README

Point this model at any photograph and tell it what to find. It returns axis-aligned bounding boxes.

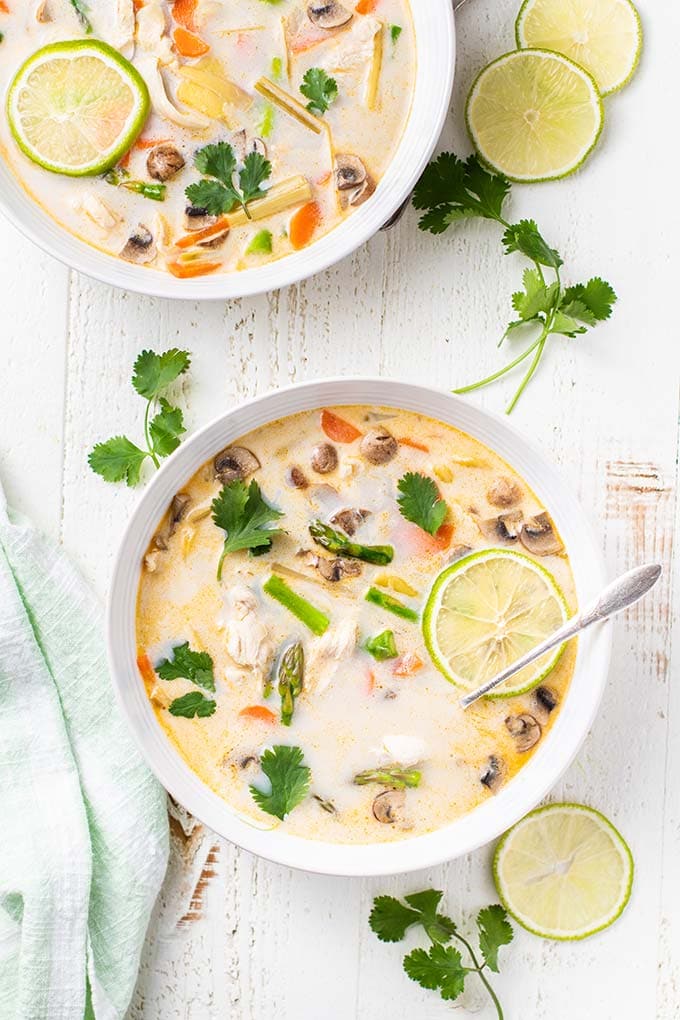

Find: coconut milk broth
[0,1,415,274]
[136,407,577,844]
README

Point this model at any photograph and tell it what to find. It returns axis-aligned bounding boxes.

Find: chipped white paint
[0,1,678,1016]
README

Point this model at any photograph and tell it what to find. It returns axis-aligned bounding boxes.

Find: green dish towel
[0,483,169,1020]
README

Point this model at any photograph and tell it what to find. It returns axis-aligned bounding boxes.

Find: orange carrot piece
[137,652,157,688]
[167,260,222,279]
[175,216,231,250]
[0,1,9,12]
[133,0,145,9]
[366,668,376,694]
[239,705,277,723]
[399,438,430,453]
[173,26,210,57]
[393,653,424,677]
[321,409,362,444]
[290,200,321,251]
[356,0,379,12]
[136,136,171,149]
[172,0,197,30]
[432,522,454,549]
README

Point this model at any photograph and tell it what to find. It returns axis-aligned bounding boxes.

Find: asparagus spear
[278,641,304,727]
[365,586,419,622]
[263,574,330,636]
[309,521,394,566]
[353,766,422,789]
[364,630,399,661]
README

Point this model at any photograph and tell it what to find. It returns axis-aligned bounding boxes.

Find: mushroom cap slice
[335,153,367,190]
[520,512,563,556]
[120,225,156,264]
[308,1,353,30]
[478,510,523,543]
[480,754,504,792]
[311,442,338,474]
[505,714,542,752]
[147,143,185,182]
[329,507,370,536]
[487,476,522,508]
[214,446,261,484]
[360,428,398,465]
[372,788,406,824]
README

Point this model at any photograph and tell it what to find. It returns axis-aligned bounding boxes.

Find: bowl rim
[0,4,455,300]
[107,377,611,877]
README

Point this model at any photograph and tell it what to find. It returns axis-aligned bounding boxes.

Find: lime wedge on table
[466,49,604,183]
[7,40,150,176]
[422,548,568,698]
[494,804,634,940]
[516,0,642,97]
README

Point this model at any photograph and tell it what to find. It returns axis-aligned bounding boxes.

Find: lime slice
[7,40,150,176]
[494,803,634,940]
[466,49,604,182]
[422,548,568,697]
[516,0,642,97]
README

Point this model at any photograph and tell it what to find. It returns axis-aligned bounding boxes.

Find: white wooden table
[1,1,678,1016]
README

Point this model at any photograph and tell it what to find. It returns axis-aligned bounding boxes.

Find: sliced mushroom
[487,476,522,508]
[313,794,337,815]
[480,754,504,793]
[360,428,398,465]
[534,685,558,723]
[329,507,370,536]
[340,175,376,210]
[170,492,192,526]
[231,129,268,163]
[120,225,156,264]
[505,714,542,753]
[307,1,353,30]
[316,556,362,582]
[372,788,406,824]
[251,137,267,157]
[311,442,338,474]
[147,143,185,182]
[520,512,563,557]
[197,227,230,250]
[335,154,367,191]
[184,205,217,232]
[214,446,261,484]
[478,510,523,543]
[239,754,260,771]
[286,465,309,489]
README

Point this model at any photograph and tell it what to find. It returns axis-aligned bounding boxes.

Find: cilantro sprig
[397,473,447,535]
[156,642,216,718]
[88,349,190,486]
[212,479,284,580]
[250,745,311,820]
[370,891,513,1018]
[413,153,617,412]
[186,142,272,219]
[300,68,338,116]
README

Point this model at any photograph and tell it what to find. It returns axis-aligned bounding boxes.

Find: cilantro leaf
[300,67,338,115]
[561,277,617,321]
[549,310,589,337]
[148,399,186,458]
[390,23,402,44]
[188,142,272,217]
[369,896,422,942]
[132,348,191,400]
[212,480,284,579]
[194,142,237,184]
[404,890,457,944]
[249,745,311,820]
[88,436,148,487]
[413,153,510,234]
[185,179,239,217]
[156,641,215,692]
[477,905,514,973]
[397,473,448,535]
[364,630,398,661]
[239,151,272,205]
[169,691,216,718]
[511,268,559,322]
[502,219,563,269]
[404,944,469,1001]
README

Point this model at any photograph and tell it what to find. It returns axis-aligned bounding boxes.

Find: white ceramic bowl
[0,6,455,301]
[108,378,611,876]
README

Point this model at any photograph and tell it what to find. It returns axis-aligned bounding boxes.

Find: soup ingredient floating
[412,153,617,412]
[466,49,603,183]
[249,745,311,821]
[423,549,568,698]
[516,0,642,96]
[7,40,149,176]
[370,890,514,1019]
[494,803,634,939]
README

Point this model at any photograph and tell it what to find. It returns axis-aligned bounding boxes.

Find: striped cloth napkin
[0,481,169,1020]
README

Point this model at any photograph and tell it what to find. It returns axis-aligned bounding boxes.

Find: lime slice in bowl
[422,548,568,698]
[494,803,634,940]
[7,40,150,177]
[466,49,604,183]
[516,0,642,97]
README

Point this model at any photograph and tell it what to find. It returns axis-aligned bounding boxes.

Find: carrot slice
[432,522,454,549]
[289,200,321,250]
[137,652,157,688]
[173,26,210,57]
[399,438,430,453]
[356,0,378,12]
[393,653,424,677]
[133,0,145,10]
[175,216,230,249]
[239,705,277,723]
[0,1,10,11]
[321,409,362,444]
[136,136,171,149]
[167,260,222,278]
[172,0,197,30]
[366,669,376,694]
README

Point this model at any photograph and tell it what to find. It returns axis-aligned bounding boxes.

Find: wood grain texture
[0,0,678,1017]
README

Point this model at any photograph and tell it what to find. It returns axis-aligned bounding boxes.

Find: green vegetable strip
[278,641,304,726]
[364,630,399,661]
[264,575,330,636]
[354,766,421,789]
[365,587,419,622]
[309,520,394,565]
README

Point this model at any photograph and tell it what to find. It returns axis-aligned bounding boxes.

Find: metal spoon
[460,563,662,708]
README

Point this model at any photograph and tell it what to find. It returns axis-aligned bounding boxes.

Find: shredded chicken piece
[372,734,427,768]
[74,192,123,234]
[34,0,50,22]
[307,618,358,693]
[321,15,380,73]
[217,585,274,683]
[136,56,210,129]
[136,0,174,65]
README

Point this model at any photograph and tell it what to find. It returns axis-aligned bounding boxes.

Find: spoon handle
[460,563,662,709]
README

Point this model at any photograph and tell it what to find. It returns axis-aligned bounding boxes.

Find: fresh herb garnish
[212,479,283,580]
[397,473,447,535]
[370,891,513,1019]
[249,745,311,820]
[186,142,272,219]
[169,691,216,718]
[88,348,189,486]
[412,153,617,412]
[300,67,338,116]
[104,168,166,202]
[354,766,421,789]
[69,0,92,33]
[390,24,402,45]
[156,642,215,691]
[364,630,399,661]
[309,520,394,565]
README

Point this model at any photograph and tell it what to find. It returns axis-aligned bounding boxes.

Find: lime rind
[493,802,634,940]
[465,48,604,184]
[7,39,150,177]
[422,547,569,699]
[515,0,643,97]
